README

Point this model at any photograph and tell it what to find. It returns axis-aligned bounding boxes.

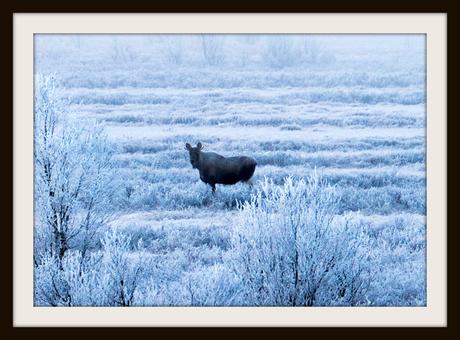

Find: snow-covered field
[34,35,426,306]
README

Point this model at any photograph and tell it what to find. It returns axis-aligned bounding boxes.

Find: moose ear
[185,143,191,150]
[197,142,203,150]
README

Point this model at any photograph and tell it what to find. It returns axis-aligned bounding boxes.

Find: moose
[185,142,257,193]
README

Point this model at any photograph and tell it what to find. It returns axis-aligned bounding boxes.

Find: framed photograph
[10,8,453,331]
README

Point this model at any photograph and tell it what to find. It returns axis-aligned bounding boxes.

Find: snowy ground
[34,34,426,306]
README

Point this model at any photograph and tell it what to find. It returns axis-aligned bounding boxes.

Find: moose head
[185,142,203,169]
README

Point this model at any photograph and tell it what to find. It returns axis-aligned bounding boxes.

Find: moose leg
[207,174,217,193]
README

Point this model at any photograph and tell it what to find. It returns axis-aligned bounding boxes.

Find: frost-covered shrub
[356,213,426,306]
[99,230,145,306]
[34,252,72,306]
[35,230,147,306]
[35,250,108,306]
[34,74,114,264]
[183,264,242,306]
[231,173,372,306]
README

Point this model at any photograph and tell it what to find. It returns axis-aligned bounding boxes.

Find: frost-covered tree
[200,35,225,66]
[162,36,184,66]
[302,36,320,64]
[231,173,372,306]
[111,37,135,63]
[73,35,81,50]
[34,74,114,266]
[265,36,298,69]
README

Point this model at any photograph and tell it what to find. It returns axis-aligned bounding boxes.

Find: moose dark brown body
[185,142,257,192]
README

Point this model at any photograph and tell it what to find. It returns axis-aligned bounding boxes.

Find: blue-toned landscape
[34,34,426,306]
